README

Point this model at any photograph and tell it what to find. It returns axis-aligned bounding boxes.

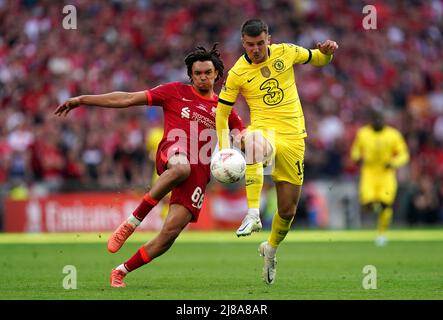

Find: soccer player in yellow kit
[216,19,338,284]
[146,126,164,184]
[146,126,170,220]
[351,109,409,246]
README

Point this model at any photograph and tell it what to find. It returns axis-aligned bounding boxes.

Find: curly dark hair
[184,43,224,82]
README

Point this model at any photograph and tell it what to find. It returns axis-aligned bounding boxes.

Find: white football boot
[259,241,277,285]
[236,214,262,237]
[375,235,388,247]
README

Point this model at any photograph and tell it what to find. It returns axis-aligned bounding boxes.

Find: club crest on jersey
[181,107,190,119]
[273,59,285,72]
[260,66,271,78]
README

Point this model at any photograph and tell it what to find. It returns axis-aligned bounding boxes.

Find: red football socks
[132,193,159,221]
[124,246,152,272]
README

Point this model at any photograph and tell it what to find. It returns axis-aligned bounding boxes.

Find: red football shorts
[156,145,210,222]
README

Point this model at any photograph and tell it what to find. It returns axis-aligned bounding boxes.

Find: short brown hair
[241,19,269,37]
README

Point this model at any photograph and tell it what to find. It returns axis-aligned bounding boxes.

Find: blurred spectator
[407,175,441,224]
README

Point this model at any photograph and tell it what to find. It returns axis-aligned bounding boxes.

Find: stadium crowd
[1,0,442,224]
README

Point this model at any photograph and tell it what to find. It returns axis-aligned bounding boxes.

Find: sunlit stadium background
[0,0,442,300]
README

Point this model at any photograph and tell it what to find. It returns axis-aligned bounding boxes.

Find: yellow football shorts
[359,168,397,205]
[246,127,305,185]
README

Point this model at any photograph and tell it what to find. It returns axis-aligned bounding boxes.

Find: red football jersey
[145,82,244,173]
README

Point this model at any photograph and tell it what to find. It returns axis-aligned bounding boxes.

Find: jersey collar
[190,85,217,102]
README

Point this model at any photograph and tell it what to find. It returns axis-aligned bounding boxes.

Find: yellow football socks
[245,162,263,209]
[268,212,294,248]
[377,207,393,235]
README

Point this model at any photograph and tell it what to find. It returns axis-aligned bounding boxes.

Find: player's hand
[317,40,338,55]
[54,97,81,117]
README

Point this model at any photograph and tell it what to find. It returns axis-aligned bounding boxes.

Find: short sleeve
[350,129,362,161]
[218,72,241,106]
[283,43,312,65]
[145,82,178,107]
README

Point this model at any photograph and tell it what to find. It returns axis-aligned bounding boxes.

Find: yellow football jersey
[351,125,409,205]
[351,125,409,172]
[146,126,164,183]
[146,126,164,160]
[219,43,314,137]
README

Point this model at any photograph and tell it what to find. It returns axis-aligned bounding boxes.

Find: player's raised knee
[170,164,191,181]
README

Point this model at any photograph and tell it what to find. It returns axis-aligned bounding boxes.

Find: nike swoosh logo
[247,77,255,83]
[267,270,272,284]
[182,97,192,102]
[237,223,250,232]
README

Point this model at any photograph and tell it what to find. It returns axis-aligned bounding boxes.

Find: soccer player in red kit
[54,45,245,287]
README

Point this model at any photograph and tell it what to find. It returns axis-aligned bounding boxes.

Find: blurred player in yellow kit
[216,19,338,284]
[351,109,409,246]
[146,126,169,220]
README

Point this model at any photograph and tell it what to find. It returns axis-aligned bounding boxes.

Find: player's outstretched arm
[389,132,410,169]
[54,91,147,117]
[215,103,233,149]
[309,40,338,66]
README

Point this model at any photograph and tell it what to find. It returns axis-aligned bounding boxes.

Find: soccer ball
[210,149,246,183]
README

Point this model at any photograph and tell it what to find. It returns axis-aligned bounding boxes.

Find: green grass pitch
[0,229,442,300]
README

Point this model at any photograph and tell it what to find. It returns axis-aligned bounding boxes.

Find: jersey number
[295,160,304,177]
[260,78,284,106]
[191,187,204,209]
